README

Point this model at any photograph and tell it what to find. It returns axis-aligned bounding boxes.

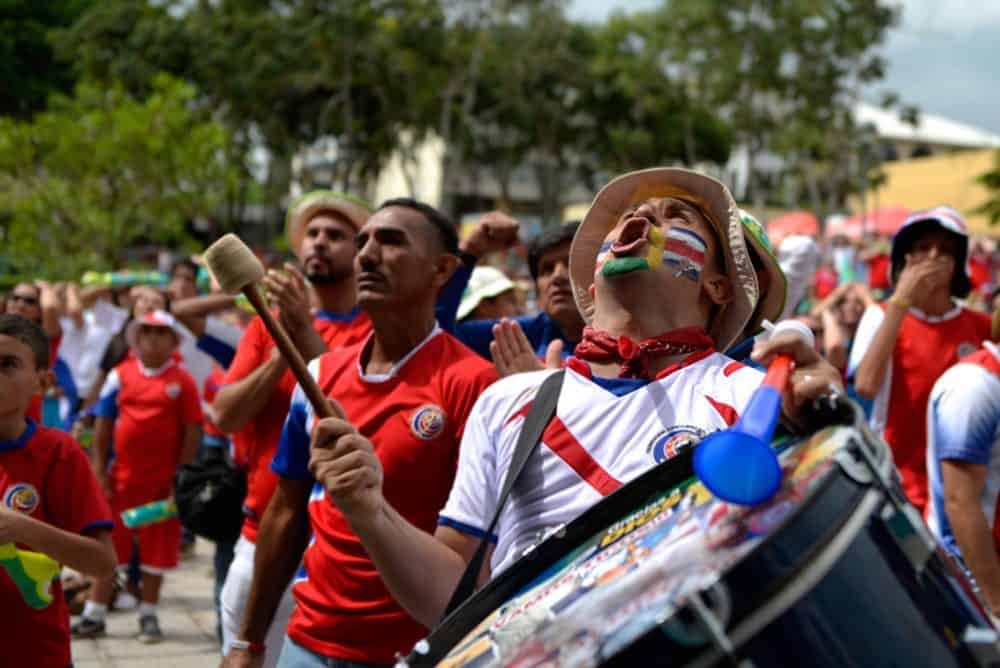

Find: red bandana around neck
[573,326,714,379]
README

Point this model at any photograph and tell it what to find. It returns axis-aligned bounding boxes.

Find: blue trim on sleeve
[196,334,236,368]
[270,399,314,481]
[937,447,991,466]
[438,516,498,543]
[81,520,115,535]
[92,389,119,420]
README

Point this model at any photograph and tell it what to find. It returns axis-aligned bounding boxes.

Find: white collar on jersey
[356,322,442,383]
[908,300,962,323]
[138,357,177,378]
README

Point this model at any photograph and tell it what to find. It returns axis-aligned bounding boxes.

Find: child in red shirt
[0,314,116,668]
[73,310,202,643]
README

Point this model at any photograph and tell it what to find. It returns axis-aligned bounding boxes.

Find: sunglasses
[8,294,39,306]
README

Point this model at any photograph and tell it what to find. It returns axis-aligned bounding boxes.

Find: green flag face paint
[596,225,706,283]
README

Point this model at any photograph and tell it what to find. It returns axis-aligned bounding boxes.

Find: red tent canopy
[766,211,819,238]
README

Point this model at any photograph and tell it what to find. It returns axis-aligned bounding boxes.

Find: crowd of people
[2,167,1000,668]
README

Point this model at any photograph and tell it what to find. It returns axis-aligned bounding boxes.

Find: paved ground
[71,539,222,668]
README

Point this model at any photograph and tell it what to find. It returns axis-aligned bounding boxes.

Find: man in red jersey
[214,191,374,663]
[851,206,991,515]
[222,199,496,668]
[216,192,515,666]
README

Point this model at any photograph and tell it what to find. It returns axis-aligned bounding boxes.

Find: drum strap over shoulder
[443,370,566,619]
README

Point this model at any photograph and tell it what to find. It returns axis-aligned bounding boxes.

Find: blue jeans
[276,636,391,668]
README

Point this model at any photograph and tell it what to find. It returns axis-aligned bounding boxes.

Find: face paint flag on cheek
[663,227,707,282]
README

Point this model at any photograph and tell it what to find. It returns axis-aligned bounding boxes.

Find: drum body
[410,405,1000,668]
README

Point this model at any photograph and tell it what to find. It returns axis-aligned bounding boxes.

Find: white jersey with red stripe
[439,352,763,575]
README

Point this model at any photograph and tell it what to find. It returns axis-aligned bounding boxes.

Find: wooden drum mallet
[203,233,338,420]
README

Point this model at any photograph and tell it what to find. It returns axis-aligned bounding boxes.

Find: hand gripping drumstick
[694,319,815,506]
[203,234,339,420]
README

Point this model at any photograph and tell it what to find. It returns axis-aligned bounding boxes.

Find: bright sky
[569,0,1000,134]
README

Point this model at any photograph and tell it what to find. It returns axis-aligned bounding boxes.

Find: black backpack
[173,448,246,544]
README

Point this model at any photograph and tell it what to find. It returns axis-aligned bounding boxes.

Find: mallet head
[203,233,265,295]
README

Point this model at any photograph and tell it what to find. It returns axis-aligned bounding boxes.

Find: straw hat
[739,209,787,333]
[570,168,759,351]
[285,190,371,251]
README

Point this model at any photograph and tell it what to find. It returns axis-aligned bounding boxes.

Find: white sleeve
[847,305,885,378]
[439,391,500,541]
[204,315,244,349]
[92,300,129,330]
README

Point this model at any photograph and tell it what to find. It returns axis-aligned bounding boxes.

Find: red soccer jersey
[867,254,891,290]
[203,364,226,440]
[0,421,113,668]
[222,309,371,542]
[271,329,497,663]
[855,304,991,514]
[94,358,202,491]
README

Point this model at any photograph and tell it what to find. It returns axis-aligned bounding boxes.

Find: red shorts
[110,482,180,573]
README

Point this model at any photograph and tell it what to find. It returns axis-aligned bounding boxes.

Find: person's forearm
[947,499,1000,613]
[214,355,286,433]
[79,285,113,309]
[239,482,310,643]
[293,325,327,362]
[92,418,113,475]
[822,315,848,372]
[180,425,201,465]
[854,303,905,398]
[65,284,85,329]
[14,519,116,578]
[171,294,236,318]
[347,503,469,627]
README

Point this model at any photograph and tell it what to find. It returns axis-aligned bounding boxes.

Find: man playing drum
[307,168,843,627]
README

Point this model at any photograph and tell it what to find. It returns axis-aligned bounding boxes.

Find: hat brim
[125,318,193,351]
[286,193,371,251]
[457,277,517,321]
[742,231,787,335]
[570,167,758,351]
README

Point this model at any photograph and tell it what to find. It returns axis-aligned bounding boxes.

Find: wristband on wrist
[231,639,266,654]
[888,293,911,310]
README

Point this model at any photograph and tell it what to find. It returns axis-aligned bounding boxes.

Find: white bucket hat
[570,167,759,351]
[126,310,193,350]
[457,266,517,321]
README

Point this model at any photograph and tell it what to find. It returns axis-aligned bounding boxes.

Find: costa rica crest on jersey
[165,382,182,399]
[648,426,706,464]
[411,404,446,440]
[3,483,40,514]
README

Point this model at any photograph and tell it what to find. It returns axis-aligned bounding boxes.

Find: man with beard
[214,191,375,664]
[305,168,842,627]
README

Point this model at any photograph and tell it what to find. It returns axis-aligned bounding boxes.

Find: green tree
[0,0,94,118]
[975,150,1000,226]
[0,74,238,278]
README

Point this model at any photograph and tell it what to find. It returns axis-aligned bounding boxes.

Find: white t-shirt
[439,353,763,575]
[57,300,129,396]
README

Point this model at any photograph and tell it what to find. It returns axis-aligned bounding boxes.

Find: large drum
[405,401,1000,667]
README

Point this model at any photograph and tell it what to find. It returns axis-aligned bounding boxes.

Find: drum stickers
[435,427,853,668]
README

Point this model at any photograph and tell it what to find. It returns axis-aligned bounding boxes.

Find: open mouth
[611,217,651,257]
